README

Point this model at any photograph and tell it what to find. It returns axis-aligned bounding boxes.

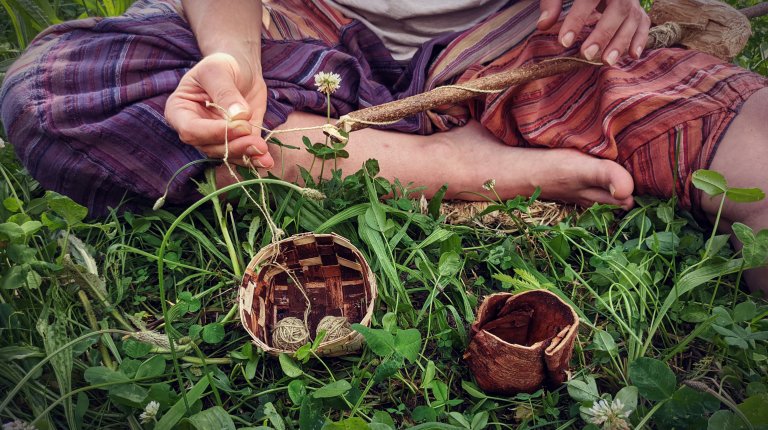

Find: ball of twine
[316,316,352,343]
[271,317,310,351]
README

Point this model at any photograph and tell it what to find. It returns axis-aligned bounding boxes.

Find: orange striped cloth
[265,0,766,209]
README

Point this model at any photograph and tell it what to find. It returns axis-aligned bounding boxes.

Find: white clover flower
[314,71,342,95]
[139,400,160,424]
[482,179,496,191]
[2,420,37,430]
[0,136,6,149]
[585,398,631,430]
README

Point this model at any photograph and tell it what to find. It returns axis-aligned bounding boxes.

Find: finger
[197,134,274,166]
[629,12,651,58]
[559,0,601,48]
[599,11,641,65]
[537,0,563,30]
[194,54,252,121]
[579,1,633,61]
[169,106,256,147]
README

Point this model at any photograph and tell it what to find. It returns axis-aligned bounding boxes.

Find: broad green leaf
[412,405,437,423]
[461,381,488,399]
[3,197,23,212]
[629,357,676,401]
[263,402,285,430]
[313,379,351,398]
[323,417,370,430]
[279,353,303,378]
[0,222,24,242]
[708,411,747,430]
[422,361,436,388]
[394,328,421,362]
[726,187,765,203]
[351,324,396,357]
[733,301,757,322]
[566,377,600,402]
[738,394,768,425]
[428,184,448,219]
[299,395,324,430]
[109,383,149,404]
[84,366,130,385]
[438,251,461,278]
[155,377,210,430]
[186,406,236,430]
[470,411,489,430]
[1,265,29,290]
[374,358,402,383]
[201,323,225,344]
[592,330,618,357]
[47,192,88,225]
[287,379,306,404]
[123,339,152,358]
[136,355,166,379]
[691,170,727,197]
[615,386,638,413]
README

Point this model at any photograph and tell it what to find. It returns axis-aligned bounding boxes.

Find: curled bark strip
[463,290,580,394]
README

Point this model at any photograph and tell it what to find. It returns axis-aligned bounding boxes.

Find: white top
[326,0,509,61]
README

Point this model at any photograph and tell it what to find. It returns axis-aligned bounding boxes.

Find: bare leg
[701,87,768,298]
[262,111,635,209]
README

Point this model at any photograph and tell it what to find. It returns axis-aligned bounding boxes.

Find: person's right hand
[165,53,274,168]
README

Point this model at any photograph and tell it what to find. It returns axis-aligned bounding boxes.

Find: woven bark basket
[238,232,377,357]
[463,290,579,394]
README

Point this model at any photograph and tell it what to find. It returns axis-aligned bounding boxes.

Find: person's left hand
[537,0,651,65]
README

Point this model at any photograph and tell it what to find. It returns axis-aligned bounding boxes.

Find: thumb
[537,0,563,30]
[196,54,253,122]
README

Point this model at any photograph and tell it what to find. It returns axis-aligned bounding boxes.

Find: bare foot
[263,111,634,209]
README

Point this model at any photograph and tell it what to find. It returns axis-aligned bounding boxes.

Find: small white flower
[2,420,37,430]
[314,71,342,95]
[0,136,6,149]
[584,398,631,430]
[482,179,496,191]
[139,400,160,424]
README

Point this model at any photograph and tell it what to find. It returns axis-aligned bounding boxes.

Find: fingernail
[232,121,251,135]
[609,184,616,198]
[227,103,246,119]
[245,145,264,156]
[635,46,643,58]
[561,31,575,48]
[606,50,619,66]
[583,44,599,61]
[537,10,550,23]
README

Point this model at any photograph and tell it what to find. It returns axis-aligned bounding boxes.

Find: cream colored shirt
[326,0,509,61]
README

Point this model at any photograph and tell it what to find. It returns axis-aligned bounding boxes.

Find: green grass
[1,1,768,429]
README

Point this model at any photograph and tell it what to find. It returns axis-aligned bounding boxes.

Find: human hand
[537,0,651,65]
[165,52,274,168]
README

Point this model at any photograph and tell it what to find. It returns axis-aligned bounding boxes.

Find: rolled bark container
[463,290,579,394]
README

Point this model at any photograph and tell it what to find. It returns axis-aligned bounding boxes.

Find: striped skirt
[1,0,765,216]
